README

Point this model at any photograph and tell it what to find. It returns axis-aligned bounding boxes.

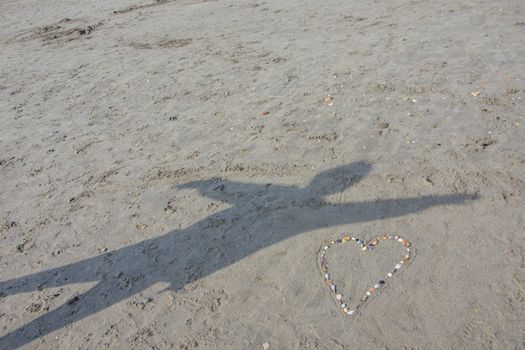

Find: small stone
[141,297,153,304]
[343,307,349,313]
[348,310,355,315]
[398,238,403,242]
[379,122,389,129]
[331,285,336,291]
[336,294,343,300]
[374,284,380,289]
[366,291,371,296]
[263,342,270,350]
[403,240,411,247]
[387,272,393,278]
[379,280,385,284]
[66,295,80,305]
[341,304,346,308]
[324,95,333,103]
[136,223,148,230]
[324,273,330,279]
[369,287,376,293]
[395,263,402,269]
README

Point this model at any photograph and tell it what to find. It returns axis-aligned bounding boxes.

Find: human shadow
[0,161,476,349]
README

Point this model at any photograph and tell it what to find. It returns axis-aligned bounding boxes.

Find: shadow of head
[306,161,371,194]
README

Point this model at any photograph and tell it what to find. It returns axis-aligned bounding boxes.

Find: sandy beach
[1,0,524,348]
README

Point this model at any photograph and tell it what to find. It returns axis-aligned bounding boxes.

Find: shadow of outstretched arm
[310,193,477,228]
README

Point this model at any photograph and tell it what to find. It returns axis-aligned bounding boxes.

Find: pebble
[319,233,412,317]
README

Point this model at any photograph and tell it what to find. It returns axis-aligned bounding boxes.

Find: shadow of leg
[0,255,105,299]
[0,278,142,349]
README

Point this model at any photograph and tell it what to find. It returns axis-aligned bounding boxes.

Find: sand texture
[0,0,524,348]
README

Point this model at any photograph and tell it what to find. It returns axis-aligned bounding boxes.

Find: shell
[319,234,413,318]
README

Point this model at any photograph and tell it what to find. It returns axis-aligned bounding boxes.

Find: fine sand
[1,0,524,349]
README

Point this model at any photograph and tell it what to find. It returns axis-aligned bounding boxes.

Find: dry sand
[1,0,524,348]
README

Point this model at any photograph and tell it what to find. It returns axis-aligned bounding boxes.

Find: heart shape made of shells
[319,234,412,316]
